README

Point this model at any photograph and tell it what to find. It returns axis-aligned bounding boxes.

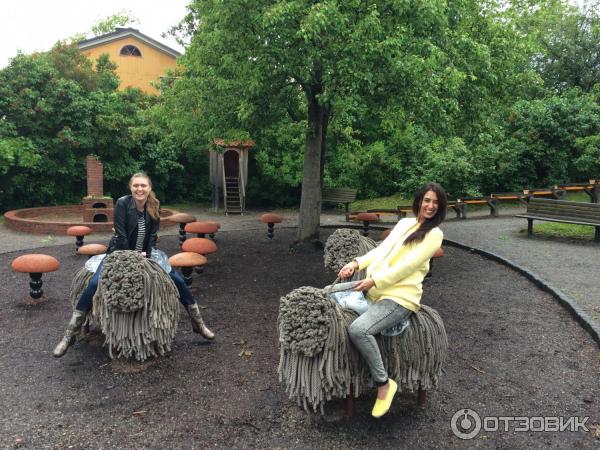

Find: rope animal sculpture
[69,251,180,361]
[278,287,447,413]
[323,229,376,280]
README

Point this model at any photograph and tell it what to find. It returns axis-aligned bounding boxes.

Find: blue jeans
[348,299,412,384]
[76,261,194,311]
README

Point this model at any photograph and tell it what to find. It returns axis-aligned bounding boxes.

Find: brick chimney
[86,155,104,197]
[82,155,114,223]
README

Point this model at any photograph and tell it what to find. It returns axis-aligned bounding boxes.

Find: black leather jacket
[107,195,159,256]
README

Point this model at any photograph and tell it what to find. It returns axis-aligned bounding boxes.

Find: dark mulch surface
[1,228,598,449]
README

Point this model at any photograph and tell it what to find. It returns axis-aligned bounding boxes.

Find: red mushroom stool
[426,247,445,279]
[167,213,197,247]
[11,254,60,302]
[380,228,392,240]
[205,221,221,240]
[77,244,108,258]
[182,238,218,274]
[353,212,379,237]
[259,213,283,239]
[168,252,207,286]
[67,226,92,252]
[185,221,219,239]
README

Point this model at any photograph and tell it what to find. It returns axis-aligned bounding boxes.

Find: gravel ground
[1,229,599,449]
[440,208,600,328]
[3,204,599,338]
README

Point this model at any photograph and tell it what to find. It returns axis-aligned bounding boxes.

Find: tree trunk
[296,87,325,243]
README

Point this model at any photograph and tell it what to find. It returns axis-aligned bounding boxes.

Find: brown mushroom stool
[77,244,108,258]
[259,213,283,239]
[182,238,217,274]
[380,228,392,240]
[185,221,219,240]
[11,254,60,303]
[354,212,379,237]
[425,247,445,279]
[67,226,92,252]
[167,213,197,247]
[168,252,207,287]
[205,221,221,240]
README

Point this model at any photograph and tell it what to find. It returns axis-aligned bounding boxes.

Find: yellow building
[78,27,180,95]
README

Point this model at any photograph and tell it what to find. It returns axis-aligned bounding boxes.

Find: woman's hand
[354,278,375,291]
[338,261,358,279]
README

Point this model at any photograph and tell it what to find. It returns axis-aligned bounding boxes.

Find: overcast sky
[0,0,588,70]
[0,0,190,68]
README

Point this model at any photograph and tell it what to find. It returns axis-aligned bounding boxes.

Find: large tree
[178,0,501,242]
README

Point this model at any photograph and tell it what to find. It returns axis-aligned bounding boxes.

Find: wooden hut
[210,139,254,214]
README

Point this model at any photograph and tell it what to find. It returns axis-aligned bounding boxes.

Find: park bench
[515,198,600,242]
[553,180,598,203]
[322,188,357,222]
[490,192,528,204]
[522,188,566,201]
[456,197,499,219]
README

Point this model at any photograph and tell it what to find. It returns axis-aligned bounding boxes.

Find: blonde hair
[129,172,160,220]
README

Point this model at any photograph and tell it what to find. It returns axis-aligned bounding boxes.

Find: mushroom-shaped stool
[182,238,217,274]
[77,244,108,258]
[167,213,197,247]
[205,221,221,240]
[168,252,207,286]
[185,221,219,239]
[11,254,60,302]
[425,247,445,279]
[353,212,379,237]
[259,213,283,239]
[67,226,92,252]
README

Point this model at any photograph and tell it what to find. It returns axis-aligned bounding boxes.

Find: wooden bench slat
[527,207,600,219]
[516,214,600,226]
[322,188,357,222]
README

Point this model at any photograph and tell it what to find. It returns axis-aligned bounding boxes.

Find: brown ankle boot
[53,310,86,358]
[186,304,215,340]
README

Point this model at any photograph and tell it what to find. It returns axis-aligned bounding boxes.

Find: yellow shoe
[371,379,397,418]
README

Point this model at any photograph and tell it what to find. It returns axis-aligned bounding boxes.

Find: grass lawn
[349,193,411,211]
[528,222,597,240]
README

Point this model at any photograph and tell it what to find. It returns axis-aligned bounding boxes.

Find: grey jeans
[348,299,412,384]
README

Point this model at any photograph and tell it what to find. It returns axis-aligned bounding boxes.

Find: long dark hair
[404,182,447,246]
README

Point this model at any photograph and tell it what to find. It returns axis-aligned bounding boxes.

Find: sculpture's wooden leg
[417,386,427,406]
[346,395,354,417]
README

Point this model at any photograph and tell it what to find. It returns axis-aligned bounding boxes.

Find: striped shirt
[135,210,146,252]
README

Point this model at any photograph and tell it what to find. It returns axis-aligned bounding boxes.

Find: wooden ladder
[224,176,243,215]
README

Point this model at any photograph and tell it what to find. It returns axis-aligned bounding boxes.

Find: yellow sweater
[354,218,443,312]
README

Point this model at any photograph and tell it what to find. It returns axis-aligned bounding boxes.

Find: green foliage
[91,11,139,36]
[0,43,178,211]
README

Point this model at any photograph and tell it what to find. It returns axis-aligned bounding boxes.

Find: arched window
[120,45,142,57]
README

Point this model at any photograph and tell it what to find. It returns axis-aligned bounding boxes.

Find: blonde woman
[53,173,215,357]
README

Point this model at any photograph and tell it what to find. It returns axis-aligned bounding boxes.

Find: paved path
[2,205,598,331]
